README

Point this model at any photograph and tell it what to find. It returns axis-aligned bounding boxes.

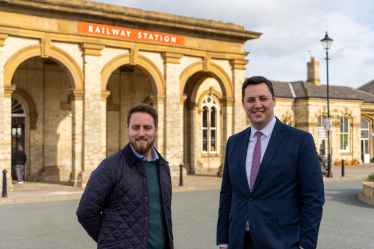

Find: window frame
[340,116,350,152]
[201,95,219,154]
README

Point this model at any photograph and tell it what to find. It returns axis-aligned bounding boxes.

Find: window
[340,117,349,151]
[318,115,328,155]
[361,119,370,162]
[201,96,219,153]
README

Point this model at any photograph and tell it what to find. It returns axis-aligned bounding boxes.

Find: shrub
[368,173,374,182]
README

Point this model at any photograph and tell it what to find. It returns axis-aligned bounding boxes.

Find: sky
[90,0,374,88]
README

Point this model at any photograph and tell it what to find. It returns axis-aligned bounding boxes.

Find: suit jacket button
[249,198,253,202]
[243,220,246,223]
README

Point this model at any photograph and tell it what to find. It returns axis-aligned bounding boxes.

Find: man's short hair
[18,145,23,150]
[127,104,158,127]
[242,76,275,100]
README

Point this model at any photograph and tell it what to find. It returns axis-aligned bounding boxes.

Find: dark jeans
[244,231,255,249]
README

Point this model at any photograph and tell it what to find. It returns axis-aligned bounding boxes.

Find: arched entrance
[11,96,27,180]
[102,53,165,156]
[180,61,233,174]
[5,44,83,181]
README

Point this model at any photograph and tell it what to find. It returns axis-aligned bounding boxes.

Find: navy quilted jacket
[76,143,173,249]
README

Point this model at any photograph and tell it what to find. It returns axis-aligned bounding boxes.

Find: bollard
[2,169,7,198]
[179,164,183,186]
[327,156,332,178]
[341,159,345,177]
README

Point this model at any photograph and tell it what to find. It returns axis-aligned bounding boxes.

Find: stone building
[0,0,261,191]
[273,57,374,166]
[1,1,373,193]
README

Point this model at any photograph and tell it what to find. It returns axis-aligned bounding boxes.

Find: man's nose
[138,127,145,136]
[253,99,262,108]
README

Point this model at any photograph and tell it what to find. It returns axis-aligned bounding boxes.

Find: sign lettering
[78,22,184,46]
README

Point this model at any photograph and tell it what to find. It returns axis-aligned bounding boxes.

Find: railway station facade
[0,0,261,191]
[1,0,374,192]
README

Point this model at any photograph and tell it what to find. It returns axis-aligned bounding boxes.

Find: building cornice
[0,0,262,41]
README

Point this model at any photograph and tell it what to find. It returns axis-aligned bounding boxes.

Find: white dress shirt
[218,116,276,248]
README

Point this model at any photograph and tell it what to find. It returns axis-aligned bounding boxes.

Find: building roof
[271,80,374,103]
[357,79,374,94]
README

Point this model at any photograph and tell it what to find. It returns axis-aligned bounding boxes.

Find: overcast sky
[91,0,374,88]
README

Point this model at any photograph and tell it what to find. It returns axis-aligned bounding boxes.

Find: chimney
[307,57,321,86]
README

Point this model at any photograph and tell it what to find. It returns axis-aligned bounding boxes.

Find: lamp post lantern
[321,32,333,178]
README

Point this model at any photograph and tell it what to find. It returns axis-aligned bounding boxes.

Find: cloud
[90,0,374,88]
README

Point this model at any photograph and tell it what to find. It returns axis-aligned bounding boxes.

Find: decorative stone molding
[131,47,138,65]
[41,36,51,58]
[101,53,165,94]
[204,56,211,71]
[162,52,184,64]
[180,61,233,99]
[220,97,234,107]
[230,59,249,70]
[197,88,222,114]
[69,89,84,101]
[101,91,111,101]
[0,33,8,47]
[4,85,16,98]
[80,43,105,57]
[180,95,187,105]
[4,44,84,90]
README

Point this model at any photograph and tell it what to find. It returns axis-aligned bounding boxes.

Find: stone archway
[180,61,233,101]
[101,53,165,94]
[180,62,233,174]
[4,44,84,90]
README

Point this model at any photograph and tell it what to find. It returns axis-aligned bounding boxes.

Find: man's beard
[129,136,154,155]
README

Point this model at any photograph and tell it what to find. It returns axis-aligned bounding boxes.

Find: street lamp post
[321,32,333,178]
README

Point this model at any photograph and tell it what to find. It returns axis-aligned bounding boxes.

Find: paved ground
[0,180,373,249]
[1,164,374,205]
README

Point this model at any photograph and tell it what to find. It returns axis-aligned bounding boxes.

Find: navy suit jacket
[217,118,324,249]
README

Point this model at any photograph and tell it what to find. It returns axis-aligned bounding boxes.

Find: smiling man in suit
[216,76,325,249]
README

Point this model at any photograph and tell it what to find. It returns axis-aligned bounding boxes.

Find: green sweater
[143,161,168,249]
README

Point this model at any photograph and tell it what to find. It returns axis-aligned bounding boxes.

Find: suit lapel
[250,118,285,195]
[239,127,251,196]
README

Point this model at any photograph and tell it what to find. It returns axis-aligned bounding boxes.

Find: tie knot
[255,131,262,140]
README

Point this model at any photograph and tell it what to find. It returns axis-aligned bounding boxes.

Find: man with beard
[77,104,173,249]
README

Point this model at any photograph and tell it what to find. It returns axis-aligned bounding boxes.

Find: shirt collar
[250,116,276,138]
[130,144,159,162]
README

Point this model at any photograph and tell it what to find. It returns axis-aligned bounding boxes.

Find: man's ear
[155,126,158,137]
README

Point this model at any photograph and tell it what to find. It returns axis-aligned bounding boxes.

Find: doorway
[11,97,27,180]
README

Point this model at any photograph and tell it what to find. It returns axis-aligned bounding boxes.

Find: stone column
[1,85,16,192]
[230,59,248,134]
[186,102,198,174]
[0,34,14,192]
[78,43,106,188]
[218,98,233,177]
[162,52,187,181]
[153,94,165,155]
[101,91,110,158]
[68,90,84,187]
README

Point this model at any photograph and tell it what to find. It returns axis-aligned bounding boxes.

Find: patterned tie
[250,131,262,192]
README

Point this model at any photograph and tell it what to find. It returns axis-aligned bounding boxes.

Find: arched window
[340,117,349,151]
[12,97,26,116]
[361,119,370,163]
[318,115,328,155]
[201,96,219,153]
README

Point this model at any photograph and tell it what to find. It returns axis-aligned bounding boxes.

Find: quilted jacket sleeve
[76,161,114,242]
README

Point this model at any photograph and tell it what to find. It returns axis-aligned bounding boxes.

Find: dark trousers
[244,231,255,249]
[15,165,24,182]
